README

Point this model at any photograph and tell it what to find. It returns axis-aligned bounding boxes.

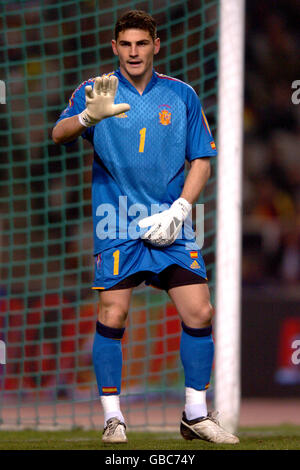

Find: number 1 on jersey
[139,127,146,153]
[113,249,120,276]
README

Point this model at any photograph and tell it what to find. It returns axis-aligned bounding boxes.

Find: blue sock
[180,322,214,390]
[92,321,125,396]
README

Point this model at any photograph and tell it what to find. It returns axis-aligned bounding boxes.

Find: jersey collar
[114,68,158,96]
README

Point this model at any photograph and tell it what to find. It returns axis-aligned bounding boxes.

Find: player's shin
[92,321,125,425]
[180,322,214,420]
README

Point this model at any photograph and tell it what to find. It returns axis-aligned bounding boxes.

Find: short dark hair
[114,10,157,42]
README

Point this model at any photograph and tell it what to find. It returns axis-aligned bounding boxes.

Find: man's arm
[138,157,212,247]
[52,75,130,145]
[181,157,211,204]
[52,115,86,144]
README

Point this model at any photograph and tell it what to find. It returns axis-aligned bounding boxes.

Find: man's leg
[168,282,239,444]
[168,283,214,419]
[93,288,132,443]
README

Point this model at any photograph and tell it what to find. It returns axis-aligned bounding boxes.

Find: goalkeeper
[52,10,239,445]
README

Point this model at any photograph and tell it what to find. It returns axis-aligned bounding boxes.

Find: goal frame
[215,0,245,433]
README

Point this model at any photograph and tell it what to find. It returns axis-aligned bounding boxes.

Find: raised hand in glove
[78,75,130,127]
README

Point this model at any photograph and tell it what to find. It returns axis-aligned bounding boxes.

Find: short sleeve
[186,87,217,162]
[55,79,95,144]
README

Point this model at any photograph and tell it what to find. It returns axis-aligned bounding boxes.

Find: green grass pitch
[0,426,299,450]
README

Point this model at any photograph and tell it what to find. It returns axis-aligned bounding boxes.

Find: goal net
[0,0,221,430]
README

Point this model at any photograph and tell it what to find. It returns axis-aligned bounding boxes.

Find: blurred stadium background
[0,0,300,432]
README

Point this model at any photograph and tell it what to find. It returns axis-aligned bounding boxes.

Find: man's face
[112,29,160,79]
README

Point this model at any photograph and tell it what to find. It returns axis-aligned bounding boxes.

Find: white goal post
[215,0,245,433]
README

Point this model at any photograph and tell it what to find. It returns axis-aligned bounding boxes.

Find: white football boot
[102,417,128,444]
[180,411,239,444]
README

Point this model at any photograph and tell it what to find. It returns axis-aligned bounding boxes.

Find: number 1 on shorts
[113,249,120,275]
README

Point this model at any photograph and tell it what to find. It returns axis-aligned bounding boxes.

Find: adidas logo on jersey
[190,260,200,269]
[115,112,128,118]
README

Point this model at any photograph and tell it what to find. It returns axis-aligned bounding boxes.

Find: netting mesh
[0,0,218,429]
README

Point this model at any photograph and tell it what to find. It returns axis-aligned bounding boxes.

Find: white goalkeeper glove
[138,198,192,247]
[78,75,130,127]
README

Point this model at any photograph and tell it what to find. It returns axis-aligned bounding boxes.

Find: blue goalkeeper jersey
[56,68,217,254]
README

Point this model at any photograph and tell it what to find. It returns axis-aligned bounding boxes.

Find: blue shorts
[92,239,207,291]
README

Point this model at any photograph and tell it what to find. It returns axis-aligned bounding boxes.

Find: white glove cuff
[172,197,192,220]
[78,110,100,128]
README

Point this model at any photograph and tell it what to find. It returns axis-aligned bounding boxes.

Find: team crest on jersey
[159,105,171,126]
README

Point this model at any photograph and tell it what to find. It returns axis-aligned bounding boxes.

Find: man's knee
[185,302,214,328]
[98,300,129,328]
[200,302,214,325]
